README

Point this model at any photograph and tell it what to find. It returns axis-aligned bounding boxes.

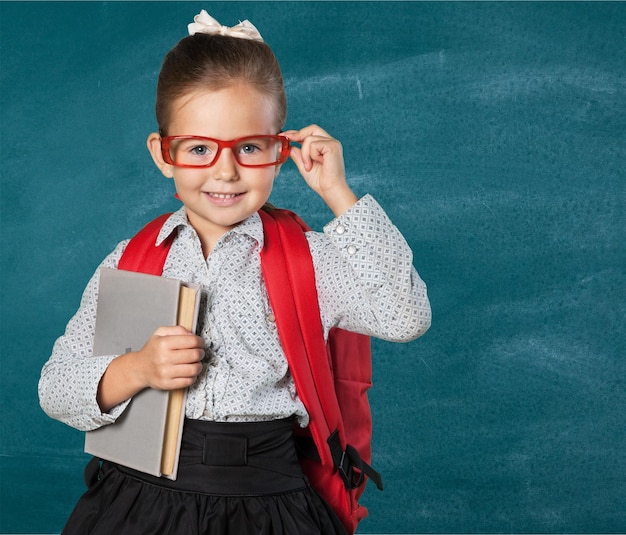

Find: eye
[239,143,261,155]
[190,144,211,156]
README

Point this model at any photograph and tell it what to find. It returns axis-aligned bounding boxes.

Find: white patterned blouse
[39,195,431,431]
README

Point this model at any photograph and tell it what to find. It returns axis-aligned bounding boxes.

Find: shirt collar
[155,207,265,248]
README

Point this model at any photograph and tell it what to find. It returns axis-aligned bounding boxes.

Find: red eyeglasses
[161,135,290,168]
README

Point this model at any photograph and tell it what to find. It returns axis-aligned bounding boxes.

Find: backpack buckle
[328,430,384,491]
[338,448,365,489]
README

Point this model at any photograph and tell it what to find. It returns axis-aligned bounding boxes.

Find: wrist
[97,351,146,412]
[322,185,358,217]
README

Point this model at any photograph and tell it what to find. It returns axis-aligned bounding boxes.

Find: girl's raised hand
[283,125,358,216]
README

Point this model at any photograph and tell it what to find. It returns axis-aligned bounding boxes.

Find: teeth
[209,193,238,199]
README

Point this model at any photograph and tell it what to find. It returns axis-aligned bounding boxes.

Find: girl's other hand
[283,125,358,216]
[97,325,205,412]
[134,325,205,391]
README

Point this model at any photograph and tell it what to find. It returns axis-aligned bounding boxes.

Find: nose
[212,148,239,181]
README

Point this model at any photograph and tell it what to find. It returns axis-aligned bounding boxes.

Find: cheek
[247,168,276,188]
[248,174,276,205]
[261,173,277,193]
[172,171,204,190]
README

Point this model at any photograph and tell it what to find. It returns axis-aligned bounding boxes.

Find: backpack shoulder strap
[258,209,341,463]
[118,213,174,275]
[259,209,383,490]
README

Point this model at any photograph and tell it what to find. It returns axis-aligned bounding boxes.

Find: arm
[38,243,128,431]
[310,195,431,342]
[284,125,430,342]
[38,242,204,430]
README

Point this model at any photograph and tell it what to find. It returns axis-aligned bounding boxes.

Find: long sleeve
[39,199,430,432]
[38,241,130,431]
[310,194,431,342]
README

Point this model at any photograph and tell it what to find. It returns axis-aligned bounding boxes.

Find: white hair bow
[188,9,264,42]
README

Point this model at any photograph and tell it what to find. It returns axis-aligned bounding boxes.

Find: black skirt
[63,418,347,535]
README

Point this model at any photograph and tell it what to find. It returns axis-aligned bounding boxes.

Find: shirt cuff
[82,355,132,428]
[323,194,393,256]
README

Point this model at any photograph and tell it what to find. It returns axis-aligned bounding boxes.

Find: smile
[207,192,242,199]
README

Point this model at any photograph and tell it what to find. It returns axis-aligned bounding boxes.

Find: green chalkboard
[1,2,624,533]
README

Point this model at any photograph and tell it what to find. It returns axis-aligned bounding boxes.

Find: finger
[289,143,314,173]
[306,138,342,171]
[176,347,205,364]
[162,333,205,351]
[283,124,329,144]
[288,145,304,170]
[281,129,299,140]
[151,349,203,387]
[172,361,203,380]
[165,344,205,366]
[160,369,201,390]
[299,136,332,170]
[179,334,205,350]
[153,325,191,337]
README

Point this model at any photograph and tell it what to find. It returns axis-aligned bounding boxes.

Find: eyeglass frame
[159,134,291,169]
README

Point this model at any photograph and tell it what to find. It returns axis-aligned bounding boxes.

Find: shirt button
[347,245,358,255]
[267,313,276,323]
[335,224,346,235]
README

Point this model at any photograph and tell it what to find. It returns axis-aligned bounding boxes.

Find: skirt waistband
[111,418,307,496]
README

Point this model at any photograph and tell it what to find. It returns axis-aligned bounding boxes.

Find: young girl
[39,9,431,535]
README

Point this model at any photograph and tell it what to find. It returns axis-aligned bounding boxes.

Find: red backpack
[117,208,383,534]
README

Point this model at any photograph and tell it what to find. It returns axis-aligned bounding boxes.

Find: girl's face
[148,83,282,254]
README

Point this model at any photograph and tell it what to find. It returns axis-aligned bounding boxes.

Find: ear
[147,133,174,178]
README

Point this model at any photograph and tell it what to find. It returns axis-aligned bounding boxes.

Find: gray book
[84,267,201,480]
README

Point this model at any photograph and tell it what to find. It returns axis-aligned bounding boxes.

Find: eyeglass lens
[168,136,285,167]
